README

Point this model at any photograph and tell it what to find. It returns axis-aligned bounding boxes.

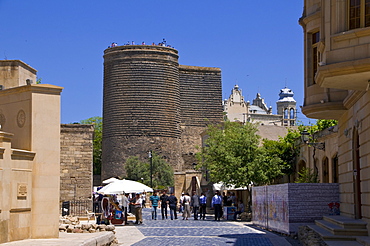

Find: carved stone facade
[102,45,222,180]
[60,124,94,203]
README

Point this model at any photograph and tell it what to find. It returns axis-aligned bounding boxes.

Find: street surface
[115,208,293,246]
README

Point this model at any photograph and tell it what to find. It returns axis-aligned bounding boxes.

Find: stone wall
[101,46,223,181]
[252,183,339,235]
[60,124,94,202]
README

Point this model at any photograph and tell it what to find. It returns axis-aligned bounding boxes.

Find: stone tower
[276,87,296,126]
[102,45,182,180]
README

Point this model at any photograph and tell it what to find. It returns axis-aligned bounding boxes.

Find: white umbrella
[98,179,153,194]
[102,177,119,184]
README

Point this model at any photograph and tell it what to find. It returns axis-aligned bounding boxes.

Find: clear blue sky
[0,1,312,124]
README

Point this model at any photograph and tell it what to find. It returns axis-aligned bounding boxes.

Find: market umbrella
[98,179,153,194]
[102,177,119,184]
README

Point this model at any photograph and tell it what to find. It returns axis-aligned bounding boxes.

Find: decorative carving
[17,110,26,128]
[17,183,27,200]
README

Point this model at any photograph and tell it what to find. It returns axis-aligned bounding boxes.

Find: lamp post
[149,150,153,188]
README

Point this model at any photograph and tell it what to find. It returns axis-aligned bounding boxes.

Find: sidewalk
[0,231,115,246]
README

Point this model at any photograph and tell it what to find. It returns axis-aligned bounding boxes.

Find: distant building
[223,85,296,126]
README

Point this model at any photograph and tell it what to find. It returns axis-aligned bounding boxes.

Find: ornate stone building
[223,85,296,126]
[300,0,370,233]
[102,45,222,180]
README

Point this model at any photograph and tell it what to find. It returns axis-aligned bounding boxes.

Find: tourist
[212,191,222,221]
[141,192,146,208]
[199,192,207,220]
[168,192,178,220]
[191,191,200,220]
[179,193,185,213]
[230,192,237,206]
[182,193,191,220]
[233,200,245,221]
[222,192,228,206]
[160,191,169,219]
[149,191,160,220]
[131,193,143,224]
[122,193,130,225]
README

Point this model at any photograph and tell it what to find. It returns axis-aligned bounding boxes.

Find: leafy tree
[80,116,102,175]
[196,121,262,188]
[295,167,319,183]
[124,152,174,189]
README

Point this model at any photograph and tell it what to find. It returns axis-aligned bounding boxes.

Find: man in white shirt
[122,193,130,225]
[131,193,143,224]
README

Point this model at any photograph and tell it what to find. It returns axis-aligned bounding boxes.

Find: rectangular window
[311,32,320,85]
[349,0,370,30]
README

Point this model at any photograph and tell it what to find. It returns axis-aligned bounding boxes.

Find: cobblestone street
[116,208,293,246]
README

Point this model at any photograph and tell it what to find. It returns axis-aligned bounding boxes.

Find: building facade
[300,0,370,228]
[0,60,62,242]
[102,45,222,180]
[223,85,296,126]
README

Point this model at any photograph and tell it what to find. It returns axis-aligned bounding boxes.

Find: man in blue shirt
[199,192,207,220]
[211,190,223,221]
[149,191,160,220]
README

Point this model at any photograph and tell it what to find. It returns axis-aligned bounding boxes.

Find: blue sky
[0,1,312,124]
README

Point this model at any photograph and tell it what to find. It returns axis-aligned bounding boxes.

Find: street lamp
[149,150,153,188]
[301,130,325,150]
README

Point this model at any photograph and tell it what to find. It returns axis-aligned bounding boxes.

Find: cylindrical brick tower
[102,45,182,180]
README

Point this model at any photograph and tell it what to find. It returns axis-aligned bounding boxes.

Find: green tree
[295,167,319,183]
[80,116,102,175]
[196,121,262,188]
[124,152,174,189]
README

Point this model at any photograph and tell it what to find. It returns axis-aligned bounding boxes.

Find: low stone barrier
[252,183,339,235]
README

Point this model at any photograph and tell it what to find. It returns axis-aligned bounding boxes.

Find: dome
[277,87,296,103]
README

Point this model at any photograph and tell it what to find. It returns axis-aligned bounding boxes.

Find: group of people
[148,190,244,222]
[107,39,174,49]
[95,189,245,225]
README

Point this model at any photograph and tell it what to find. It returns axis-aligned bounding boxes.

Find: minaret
[276,87,296,126]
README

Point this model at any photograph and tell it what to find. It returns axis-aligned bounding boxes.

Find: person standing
[168,192,178,220]
[122,193,130,225]
[191,191,200,220]
[149,191,160,220]
[182,193,191,220]
[131,193,143,224]
[160,191,169,220]
[199,192,207,220]
[212,191,223,221]
[179,193,185,213]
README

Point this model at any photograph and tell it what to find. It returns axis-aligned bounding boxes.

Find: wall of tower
[179,65,223,169]
[102,45,181,180]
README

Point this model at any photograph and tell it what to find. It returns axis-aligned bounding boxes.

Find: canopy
[102,177,119,184]
[212,182,250,191]
[98,179,153,194]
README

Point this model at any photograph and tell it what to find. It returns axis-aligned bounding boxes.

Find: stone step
[308,225,356,241]
[316,220,368,236]
[323,215,368,230]
[357,236,370,246]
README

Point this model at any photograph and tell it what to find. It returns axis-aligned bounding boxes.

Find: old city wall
[179,65,223,168]
[60,124,94,203]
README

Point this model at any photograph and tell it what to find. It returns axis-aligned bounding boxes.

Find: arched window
[322,157,329,183]
[332,154,338,183]
[290,108,295,120]
[284,109,288,119]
